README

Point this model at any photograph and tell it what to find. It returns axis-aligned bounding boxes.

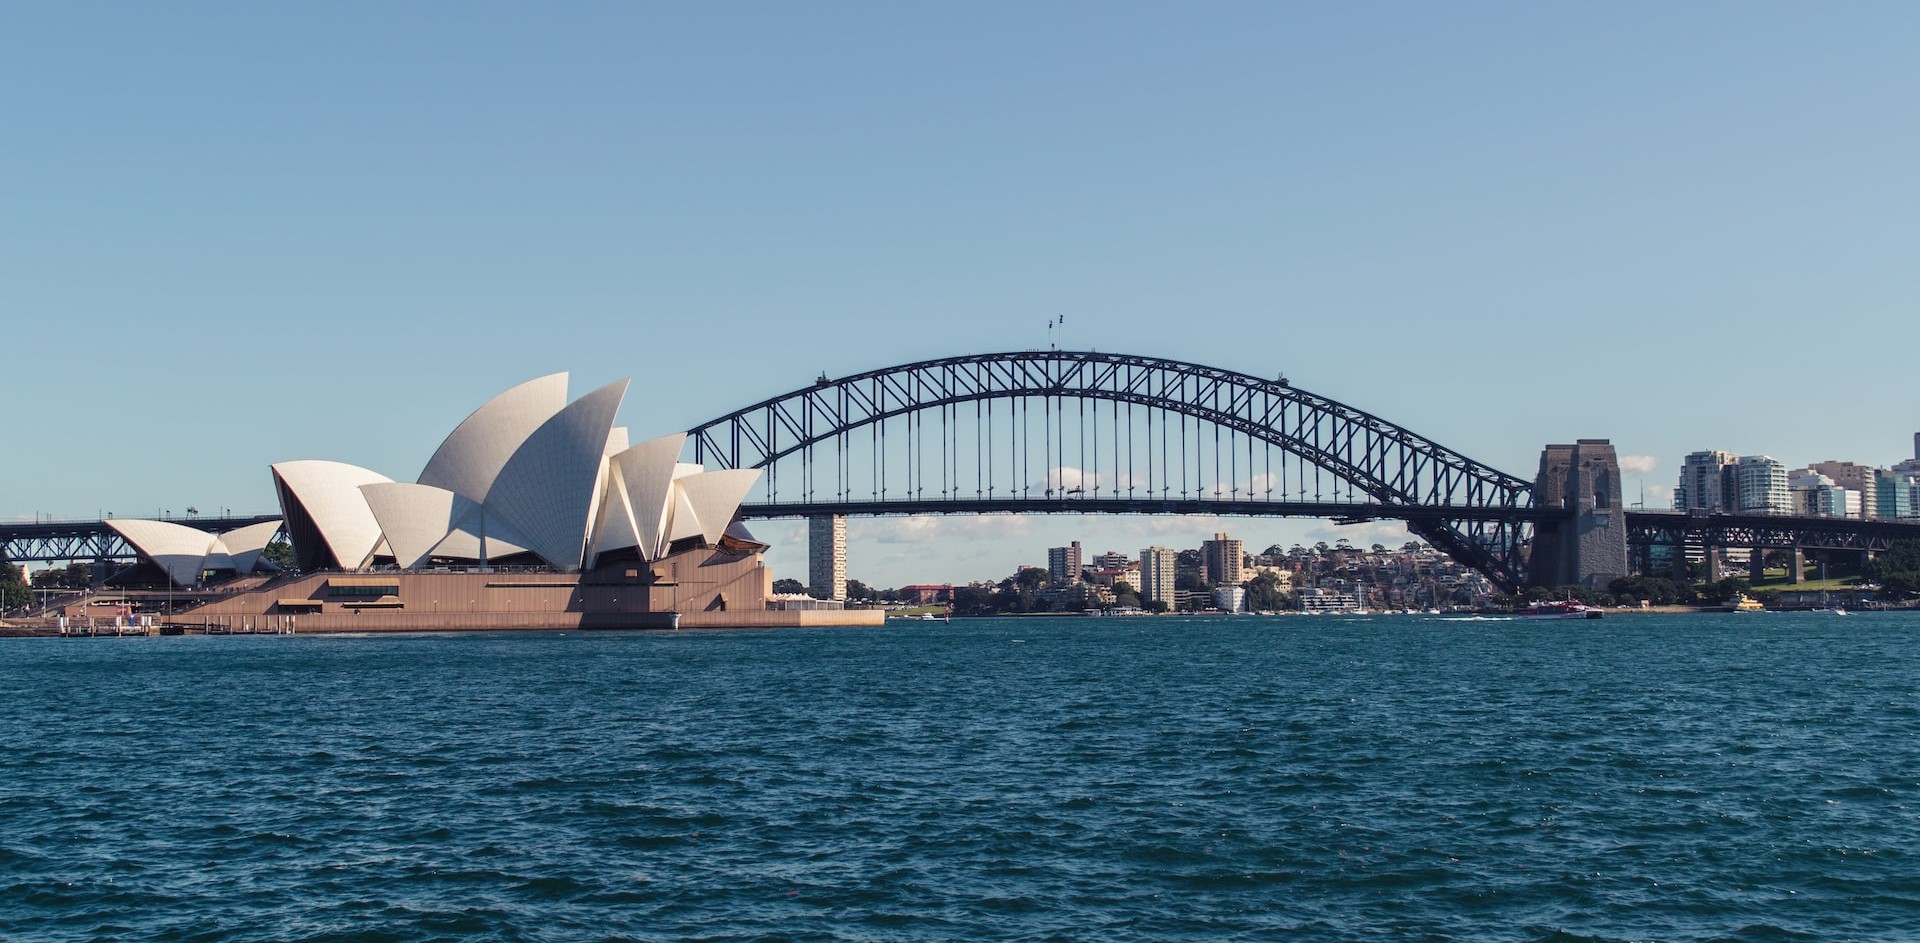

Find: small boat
[1519,600,1603,620]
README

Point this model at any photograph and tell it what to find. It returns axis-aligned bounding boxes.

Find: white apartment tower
[1138,546,1177,611]
[1675,450,1736,511]
[1735,456,1791,514]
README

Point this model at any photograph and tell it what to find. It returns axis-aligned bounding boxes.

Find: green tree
[1,562,30,610]
[1144,599,1170,614]
[262,536,297,571]
[1607,575,1692,606]
[772,578,806,595]
[1865,540,1920,598]
[953,585,997,615]
[1243,572,1286,611]
[1699,577,1750,606]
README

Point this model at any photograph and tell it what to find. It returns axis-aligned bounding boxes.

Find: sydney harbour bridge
[8,350,1920,594]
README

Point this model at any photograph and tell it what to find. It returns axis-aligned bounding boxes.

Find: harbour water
[3,612,1918,941]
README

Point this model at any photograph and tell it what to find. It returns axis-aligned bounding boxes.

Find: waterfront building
[1047,541,1083,586]
[1200,532,1244,585]
[810,514,848,600]
[1735,455,1791,514]
[1064,582,1115,609]
[897,584,952,604]
[1297,589,1363,613]
[1244,564,1295,592]
[1675,450,1736,512]
[1212,585,1247,613]
[1790,473,1849,518]
[1876,471,1919,519]
[1807,461,1878,518]
[1137,546,1177,611]
[103,372,882,632]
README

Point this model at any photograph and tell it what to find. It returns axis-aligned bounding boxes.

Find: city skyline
[7,3,1920,589]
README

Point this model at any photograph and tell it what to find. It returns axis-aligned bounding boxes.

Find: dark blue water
[4,613,1919,942]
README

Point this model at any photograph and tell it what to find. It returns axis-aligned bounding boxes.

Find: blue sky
[5,2,1917,586]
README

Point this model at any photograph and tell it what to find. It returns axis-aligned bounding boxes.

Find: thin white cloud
[1619,454,1660,475]
[1303,519,1412,547]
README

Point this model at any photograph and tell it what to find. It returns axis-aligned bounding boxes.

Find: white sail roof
[217,520,285,574]
[665,487,704,544]
[271,460,392,570]
[585,473,640,568]
[418,373,569,504]
[359,483,475,570]
[609,433,686,561]
[105,519,219,587]
[427,504,533,562]
[484,379,629,571]
[674,469,763,545]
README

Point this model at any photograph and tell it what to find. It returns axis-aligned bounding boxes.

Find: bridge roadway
[6,506,1920,574]
[736,497,1568,524]
[736,500,1920,551]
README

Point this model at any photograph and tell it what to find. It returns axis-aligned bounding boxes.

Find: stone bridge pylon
[1529,439,1629,590]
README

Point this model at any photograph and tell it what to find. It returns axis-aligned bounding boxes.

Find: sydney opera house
[111,374,878,631]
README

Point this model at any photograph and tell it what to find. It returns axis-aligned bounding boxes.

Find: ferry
[1518,600,1604,620]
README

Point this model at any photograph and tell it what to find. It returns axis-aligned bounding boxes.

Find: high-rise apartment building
[1137,546,1177,611]
[1808,461,1878,518]
[1047,540,1083,586]
[1091,550,1130,570]
[1877,470,1919,520]
[1791,473,1849,517]
[1675,450,1736,511]
[1200,532,1244,586]
[1736,456,1791,514]
[808,514,847,600]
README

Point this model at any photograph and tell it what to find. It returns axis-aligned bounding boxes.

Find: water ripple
[3,614,1919,940]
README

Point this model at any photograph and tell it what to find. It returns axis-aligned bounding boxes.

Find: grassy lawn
[1749,574,1862,592]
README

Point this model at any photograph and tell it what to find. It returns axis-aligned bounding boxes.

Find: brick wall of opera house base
[168,548,885,632]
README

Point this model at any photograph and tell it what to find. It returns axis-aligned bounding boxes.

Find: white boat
[1518,600,1603,620]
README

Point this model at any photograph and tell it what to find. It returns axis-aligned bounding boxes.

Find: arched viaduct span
[686,350,1618,594]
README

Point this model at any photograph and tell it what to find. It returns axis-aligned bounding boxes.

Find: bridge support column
[1704,549,1723,584]
[1789,548,1805,584]
[808,514,847,601]
[1749,549,1766,583]
[1529,440,1629,590]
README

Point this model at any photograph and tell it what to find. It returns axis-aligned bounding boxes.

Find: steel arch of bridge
[687,350,1541,592]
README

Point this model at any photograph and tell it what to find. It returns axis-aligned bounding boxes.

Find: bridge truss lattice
[688,351,1541,592]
